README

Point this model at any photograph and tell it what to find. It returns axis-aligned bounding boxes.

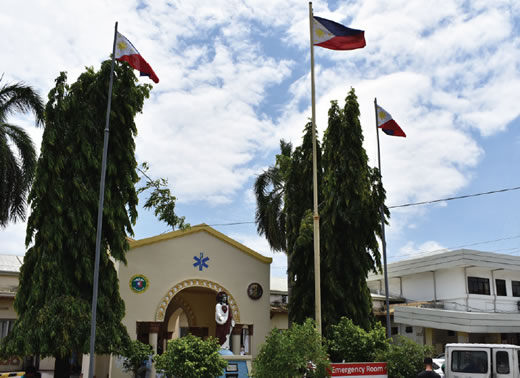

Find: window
[468,276,490,295]
[451,350,488,373]
[496,279,507,296]
[512,281,520,297]
[496,351,510,374]
[391,327,398,335]
[405,326,413,333]
[0,320,14,339]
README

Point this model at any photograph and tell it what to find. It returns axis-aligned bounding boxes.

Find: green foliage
[321,88,388,333]
[2,60,150,359]
[286,123,321,325]
[121,340,154,378]
[255,90,387,330]
[252,319,330,378]
[327,318,389,363]
[254,140,292,253]
[137,162,188,230]
[0,78,44,227]
[154,334,226,378]
[254,124,320,325]
[375,336,434,378]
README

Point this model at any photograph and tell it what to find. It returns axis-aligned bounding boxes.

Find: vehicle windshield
[451,351,488,374]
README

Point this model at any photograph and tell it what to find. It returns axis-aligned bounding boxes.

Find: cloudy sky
[1,0,519,278]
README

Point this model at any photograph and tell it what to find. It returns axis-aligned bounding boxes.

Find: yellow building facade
[110,224,272,377]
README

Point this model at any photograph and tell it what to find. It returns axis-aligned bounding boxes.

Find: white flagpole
[374,98,391,339]
[309,2,322,336]
[88,21,118,378]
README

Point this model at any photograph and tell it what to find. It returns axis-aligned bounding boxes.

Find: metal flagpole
[308,2,322,336]
[374,98,392,339]
[88,21,118,378]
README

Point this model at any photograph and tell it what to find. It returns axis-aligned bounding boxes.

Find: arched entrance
[156,278,240,322]
[151,279,243,353]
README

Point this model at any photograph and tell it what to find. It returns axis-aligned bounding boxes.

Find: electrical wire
[202,185,520,227]
[388,186,520,209]
[390,234,520,260]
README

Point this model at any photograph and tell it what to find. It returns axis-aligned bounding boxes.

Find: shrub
[327,317,389,362]
[252,319,330,378]
[154,334,227,378]
[375,336,434,378]
[121,339,154,378]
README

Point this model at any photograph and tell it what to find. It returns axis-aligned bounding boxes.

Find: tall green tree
[321,88,388,334]
[285,122,321,325]
[2,61,151,376]
[0,78,44,227]
[254,125,320,325]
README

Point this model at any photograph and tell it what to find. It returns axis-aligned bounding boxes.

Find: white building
[368,249,520,353]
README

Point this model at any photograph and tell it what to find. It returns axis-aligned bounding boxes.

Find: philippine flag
[313,16,366,51]
[115,32,159,83]
[376,105,406,137]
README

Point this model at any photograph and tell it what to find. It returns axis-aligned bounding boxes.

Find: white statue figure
[215,291,235,350]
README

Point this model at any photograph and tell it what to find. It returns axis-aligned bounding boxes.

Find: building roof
[368,249,520,280]
[0,255,23,273]
[270,277,288,293]
[129,224,272,264]
[394,306,520,333]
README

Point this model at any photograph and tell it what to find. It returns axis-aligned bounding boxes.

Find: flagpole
[309,2,322,336]
[374,98,391,339]
[88,21,118,378]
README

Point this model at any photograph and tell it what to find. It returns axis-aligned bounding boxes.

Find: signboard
[330,363,387,378]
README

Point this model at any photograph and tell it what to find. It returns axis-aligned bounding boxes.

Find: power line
[205,185,520,227]
[390,234,520,260]
[388,186,520,209]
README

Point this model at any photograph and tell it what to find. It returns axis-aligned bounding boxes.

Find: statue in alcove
[215,291,234,350]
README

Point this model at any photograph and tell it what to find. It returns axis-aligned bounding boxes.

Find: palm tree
[254,140,292,253]
[0,78,44,227]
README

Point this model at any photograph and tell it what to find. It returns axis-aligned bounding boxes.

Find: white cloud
[1,0,519,266]
[394,240,447,261]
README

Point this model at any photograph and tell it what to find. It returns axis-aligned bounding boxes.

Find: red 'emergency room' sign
[329,362,388,378]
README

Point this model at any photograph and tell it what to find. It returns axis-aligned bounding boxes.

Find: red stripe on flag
[118,54,159,83]
[315,34,366,50]
[379,119,406,137]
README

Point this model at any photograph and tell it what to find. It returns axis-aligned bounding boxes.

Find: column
[457,331,469,343]
[231,325,242,355]
[81,354,92,378]
[149,322,161,378]
[425,328,433,346]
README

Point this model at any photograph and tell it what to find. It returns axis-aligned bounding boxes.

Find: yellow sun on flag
[316,28,325,38]
[117,41,127,51]
[378,110,387,121]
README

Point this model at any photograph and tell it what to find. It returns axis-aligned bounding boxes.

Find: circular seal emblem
[130,274,149,294]
[247,282,263,300]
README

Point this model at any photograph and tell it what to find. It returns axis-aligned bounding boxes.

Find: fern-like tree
[321,88,388,333]
[2,61,151,377]
[0,78,44,227]
[254,125,320,325]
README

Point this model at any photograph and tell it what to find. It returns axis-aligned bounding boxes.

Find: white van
[445,343,520,378]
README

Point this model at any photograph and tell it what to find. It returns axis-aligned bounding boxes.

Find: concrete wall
[270,313,288,330]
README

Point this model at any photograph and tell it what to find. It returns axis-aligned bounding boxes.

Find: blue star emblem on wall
[193,252,209,271]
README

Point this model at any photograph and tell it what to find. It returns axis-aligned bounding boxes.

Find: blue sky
[1,0,519,278]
